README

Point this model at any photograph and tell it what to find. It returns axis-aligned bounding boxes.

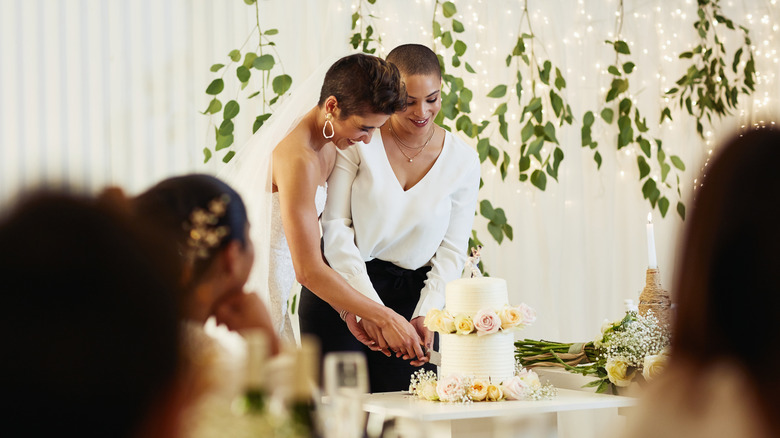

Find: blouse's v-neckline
[379,131,447,193]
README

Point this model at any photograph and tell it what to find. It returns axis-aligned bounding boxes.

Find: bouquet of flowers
[515,310,671,393]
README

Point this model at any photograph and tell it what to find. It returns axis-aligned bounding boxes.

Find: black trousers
[298,259,437,393]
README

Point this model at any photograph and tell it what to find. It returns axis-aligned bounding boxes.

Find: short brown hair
[318,53,406,118]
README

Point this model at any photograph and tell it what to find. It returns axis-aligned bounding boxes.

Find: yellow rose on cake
[486,383,504,401]
[498,306,522,330]
[467,379,488,401]
[454,314,475,335]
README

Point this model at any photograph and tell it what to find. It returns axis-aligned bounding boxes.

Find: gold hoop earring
[322,113,335,139]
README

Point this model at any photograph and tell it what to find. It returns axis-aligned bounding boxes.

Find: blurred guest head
[0,190,184,438]
[134,174,255,322]
[672,126,780,432]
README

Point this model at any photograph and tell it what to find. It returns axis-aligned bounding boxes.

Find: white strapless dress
[269,184,327,344]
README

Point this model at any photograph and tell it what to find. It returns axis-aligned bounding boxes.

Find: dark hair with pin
[0,191,182,438]
[134,174,249,286]
[318,53,407,117]
[386,44,442,79]
[671,126,780,432]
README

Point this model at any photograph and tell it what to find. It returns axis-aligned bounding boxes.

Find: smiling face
[393,73,442,135]
[332,112,390,149]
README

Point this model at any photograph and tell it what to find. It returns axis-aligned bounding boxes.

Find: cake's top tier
[445,277,508,315]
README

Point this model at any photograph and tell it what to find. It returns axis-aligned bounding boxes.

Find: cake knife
[428,349,441,366]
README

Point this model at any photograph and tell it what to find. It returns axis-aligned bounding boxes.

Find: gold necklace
[389,120,436,163]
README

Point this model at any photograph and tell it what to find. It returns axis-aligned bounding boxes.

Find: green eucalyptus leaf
[222,150,236,163]
[237,66,251,82]
[493,102,508,116]
[253,54,275,70]
[499,116,508,142]
[677,202,686,220]
[528,137,544,157]
[223,100,240,120]
[608,65,621,76]
[243,52,258,69]
[272,74,293,95]
[594,151,603,169]
[253,113,272,133]
[247,91,260,99]
[550,91,563,117]
[530,169,547,191]
[203,147,212,163]
[456,114,473,133]
[658,197,670,217]
[264,28,278,35]
[661,162,671,182]
[452,19,465,33]
[583,111,595,127]
[518,155,531,172]
[219,119,234,136]
[554,67,566,90]
[642,178,659,203]
[639,137,652,157]
[519,173,528,182]
[492,207,507,225]
[539,60,551,85]
[454,40,467,56]
[619,98,632,115]
[351,12,359,29]
[433,20,442,38]
[465,62,476,73]
[502,223,513,241]
[215,132,234,151]
[487,85,507,98]
[477,138,489,162]
[442,31,453,48]
[614,40,630,55]
[488,145,500,165]
[442,1,457,18]
[229,49,241,62]
[521,121,534,142]
[500,151,510,180]
[204,98,222,114]
[670,155,685,171]
[601,108,614,124]
[480,199,495,218]
[487,222,503,244]
[617,116,633,148]
[244,0,256,4]
[637,156,651,179]
[210,63,225,72]
[349,33,361,49]
[205,78,224,95]
[623,62,635,74]
[543,121,558,143]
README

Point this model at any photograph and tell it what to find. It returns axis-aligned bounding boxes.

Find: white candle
[646,212,657,269]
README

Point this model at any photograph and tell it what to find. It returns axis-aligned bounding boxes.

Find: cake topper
[463,245,483,278]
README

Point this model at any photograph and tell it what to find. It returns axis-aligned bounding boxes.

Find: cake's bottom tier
[438,331,515,384]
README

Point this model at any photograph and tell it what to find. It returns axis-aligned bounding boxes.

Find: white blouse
[322,130,480,318]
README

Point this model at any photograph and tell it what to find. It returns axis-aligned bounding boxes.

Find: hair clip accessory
[183,194,231,260]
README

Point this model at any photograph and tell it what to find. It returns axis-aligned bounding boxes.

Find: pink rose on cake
[501,376,530,400]
[454,314,475,335]
[436,374,467,402]
[474,309,501,336]
[517,303,537,326]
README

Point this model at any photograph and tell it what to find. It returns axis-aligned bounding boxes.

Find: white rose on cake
[419,379,439,401]
[498,306,522,329]
[642,353,668,381]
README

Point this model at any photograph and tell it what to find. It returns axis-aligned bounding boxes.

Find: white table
[362,389,636,438]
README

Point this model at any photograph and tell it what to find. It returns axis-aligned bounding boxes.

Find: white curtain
[1,0,777,341]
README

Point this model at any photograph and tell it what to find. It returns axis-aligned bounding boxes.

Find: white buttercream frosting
[438,277,515,384]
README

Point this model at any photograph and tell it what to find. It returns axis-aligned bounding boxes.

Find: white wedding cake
[436,277,517,384]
